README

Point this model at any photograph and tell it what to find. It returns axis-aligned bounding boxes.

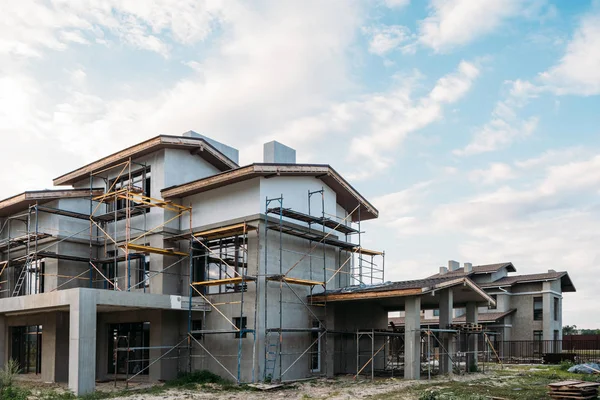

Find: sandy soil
[104,373,491,400]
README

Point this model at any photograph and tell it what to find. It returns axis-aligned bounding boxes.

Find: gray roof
[478,271,576,292]
[428,262,516,279]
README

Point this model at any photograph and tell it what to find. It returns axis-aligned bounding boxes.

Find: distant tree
[563,325,578,335]
[580,329,600,335]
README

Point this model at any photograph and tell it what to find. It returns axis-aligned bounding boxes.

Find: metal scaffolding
[262,190,383,382]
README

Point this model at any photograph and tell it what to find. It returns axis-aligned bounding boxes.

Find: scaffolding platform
[266,275,324,286]
[120,243,188,257]
[0,233,53,251]
[353,247,384,256]
[266,224,356,250]
[267,207,358,235]
[92,207,146,222]
[166,222,257,242]
[192,276,257,287]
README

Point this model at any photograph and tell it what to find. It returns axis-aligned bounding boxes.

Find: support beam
[404,296,421,380]
[439,289,454,375]
[69,290,97,395]
[466,302,478,372]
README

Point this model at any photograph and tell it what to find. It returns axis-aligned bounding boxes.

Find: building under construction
[0,132,496,395]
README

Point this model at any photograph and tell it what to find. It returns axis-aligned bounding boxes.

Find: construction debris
[547,380,600,400]
[567,363,600,374]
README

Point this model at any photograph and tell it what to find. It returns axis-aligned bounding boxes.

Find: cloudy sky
[1,0,599,327]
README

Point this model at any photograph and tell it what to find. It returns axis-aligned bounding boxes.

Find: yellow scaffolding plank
[353,247,384,256]
[192,276,257,287]
[266,275,325,286]
[93,190,191,212]
[120,243,188,257]
[193,223,257,240]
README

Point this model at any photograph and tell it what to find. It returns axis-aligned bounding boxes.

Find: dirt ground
[28,372,496,400]
[114,374,487,400]
[18,365,590,400]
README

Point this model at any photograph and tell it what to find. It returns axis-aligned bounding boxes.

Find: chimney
[264,141,296,164]
[548,269,556,273]
[439,266,448,275]
[464,262,473,273]
[448,260,460,271]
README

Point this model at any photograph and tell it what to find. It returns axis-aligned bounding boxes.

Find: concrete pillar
[439,289,454,375]
[42,314,57,383]
[466,302,478,372]
[69,290,97,395]
[0,314,5,369]
[542,281,554,342]
[404,296,421,380]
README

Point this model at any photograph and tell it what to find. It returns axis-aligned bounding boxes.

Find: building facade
[0,132,390,394]
[390,261,576,345]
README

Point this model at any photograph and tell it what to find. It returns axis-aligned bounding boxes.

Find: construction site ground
[14,365,600,399]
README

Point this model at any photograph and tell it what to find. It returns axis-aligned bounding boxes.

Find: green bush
[0,385,29,400]
[559,360,574,371]
[419,389,440,400]
[165,370,229,387]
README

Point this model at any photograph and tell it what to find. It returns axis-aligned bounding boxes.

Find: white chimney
[464,262,473,273]
[439,266,448,275]
[448,260,460,271]
[264,141,296,164]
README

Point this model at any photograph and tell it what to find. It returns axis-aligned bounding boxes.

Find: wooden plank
[266,275,324,286]
[354,247,384,256]
[193,223,257,239]
[121,243,188,257]
[192,276,256,287]
[310,288,422,303]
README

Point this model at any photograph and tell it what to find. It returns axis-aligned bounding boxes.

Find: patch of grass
[165,370,229,387]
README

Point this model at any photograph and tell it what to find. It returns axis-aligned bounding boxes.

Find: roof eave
[52,135,238,186]
[161,163,379,222]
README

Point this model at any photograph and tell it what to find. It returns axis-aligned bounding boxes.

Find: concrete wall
[182,178,261,229]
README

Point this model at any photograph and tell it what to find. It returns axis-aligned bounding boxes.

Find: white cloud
[539,10,600,95]
[382,0,410,8]
[343,61,479,178]
[454,79,540,156]
[0,0,225,58]
[364,25,414,56]
[418,0,524,52]
[468,163,516,185]
[0,0,367,200]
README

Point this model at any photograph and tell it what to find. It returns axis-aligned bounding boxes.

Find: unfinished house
[390,261,576,363]
[0,132,496,395]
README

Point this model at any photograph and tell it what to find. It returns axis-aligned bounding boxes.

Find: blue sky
[1,0,599,327]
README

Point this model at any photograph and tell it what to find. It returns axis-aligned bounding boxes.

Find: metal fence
[497,340,600,364]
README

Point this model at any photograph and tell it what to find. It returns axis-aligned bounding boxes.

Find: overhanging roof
[53,135,239,186]
[479,271,576,292]
[161,163,378,221]
[0,189,103,217]
[308,276,496,308]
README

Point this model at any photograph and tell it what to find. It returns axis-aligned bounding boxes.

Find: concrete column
[42,313,58,383]
[404,296,421,380]
[439,289,454,375]
[542,282,552,341]
[69,289,97,395]
[0,314,5,369]
[466,302,478,372]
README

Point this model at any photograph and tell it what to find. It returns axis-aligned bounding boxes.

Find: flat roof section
[0,189,104,217]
